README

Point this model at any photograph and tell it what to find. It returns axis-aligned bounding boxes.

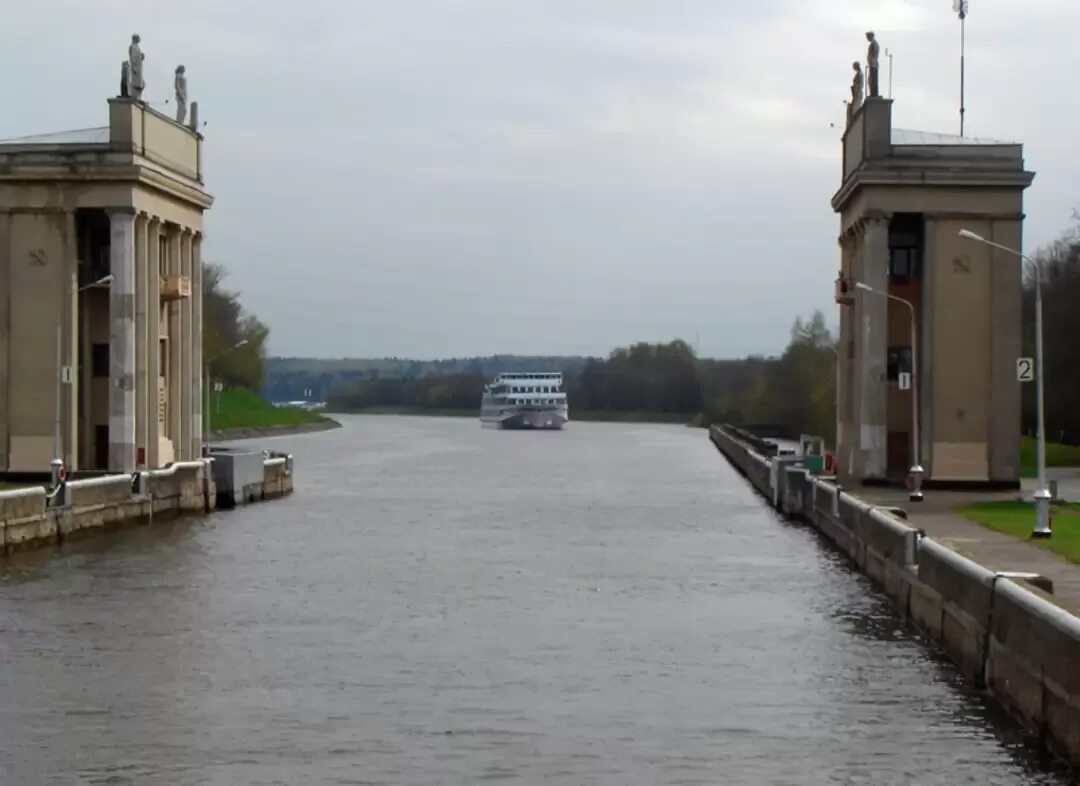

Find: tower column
[191,233,204,458]
[858,214,890,480]
[179,229,193,461]
[167,225,182,463]
[134,213,148,468]
[108,208,137,472]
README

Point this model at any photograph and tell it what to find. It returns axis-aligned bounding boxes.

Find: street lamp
[829,343,840,470]
[51,274,115,487]
[203,339,248,456]
[959,228,1051,538]
[854,281,924,501]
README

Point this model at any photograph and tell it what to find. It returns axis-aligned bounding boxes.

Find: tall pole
[855,283,922,500]
[904,298,923,501]
[960,14,966,136]
[832,344,841,472]
[52,324,62,487]
[52,274,114,486]
[202,339,248,456]
[886,49,894,99]
[1033,267,1052,535]
[204,362,210,457]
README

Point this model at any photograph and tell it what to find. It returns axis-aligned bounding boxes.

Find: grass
[1020,435,1080,478]
[207,387,331,432]
[958,500,1080,563]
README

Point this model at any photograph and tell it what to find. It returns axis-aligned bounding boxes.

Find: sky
[3,0,1078,359]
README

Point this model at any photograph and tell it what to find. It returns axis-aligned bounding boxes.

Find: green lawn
[207,387,331,432]
[1020,435,1080,478]
[958,500,1080,563]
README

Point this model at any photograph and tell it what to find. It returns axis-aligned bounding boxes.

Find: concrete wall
[0,460,212,553]
[0,449,295,554]
[710,424,1080,766]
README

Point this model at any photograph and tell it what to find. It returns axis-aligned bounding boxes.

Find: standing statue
[128,34,145,101]
[850,61,864,112]
[866,31,880,98]
[120,60,130,98]
[174,66,188,124]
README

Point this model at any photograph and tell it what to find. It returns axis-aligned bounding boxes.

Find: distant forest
[269,313,838,439]
[264,355,589,403]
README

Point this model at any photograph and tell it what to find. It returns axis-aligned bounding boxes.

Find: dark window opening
[889,247,919,281]
[92,343,109,378]
[887,346,912,380]
[889,214,923,283]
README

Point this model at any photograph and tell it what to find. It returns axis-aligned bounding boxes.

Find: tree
[203,263,270,390]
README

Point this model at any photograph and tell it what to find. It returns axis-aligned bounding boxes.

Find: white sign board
[60,365,73,384]
[214,382,224,392]
[1017,358,1034,382]
[898,372,911,391]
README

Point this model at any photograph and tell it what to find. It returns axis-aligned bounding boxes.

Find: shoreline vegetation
[325,406,693,424]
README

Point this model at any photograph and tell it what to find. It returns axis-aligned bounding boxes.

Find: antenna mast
[886,49,894,98]
[954,0,969,136]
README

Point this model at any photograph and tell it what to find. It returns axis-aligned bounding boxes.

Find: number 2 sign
[1017,358,1034,382]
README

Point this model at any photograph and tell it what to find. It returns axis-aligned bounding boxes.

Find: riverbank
[709,424,1080,768]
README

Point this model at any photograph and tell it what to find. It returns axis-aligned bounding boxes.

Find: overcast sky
[3,1,1077,359]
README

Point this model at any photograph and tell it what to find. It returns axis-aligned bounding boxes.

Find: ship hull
[480,407,568,430]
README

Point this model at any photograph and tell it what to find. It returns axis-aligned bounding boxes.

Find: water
[0,416,1071,785]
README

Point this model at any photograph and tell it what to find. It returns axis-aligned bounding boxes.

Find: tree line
[326,321,839,440]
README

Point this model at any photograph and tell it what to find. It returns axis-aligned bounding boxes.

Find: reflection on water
[0,416,1071,784]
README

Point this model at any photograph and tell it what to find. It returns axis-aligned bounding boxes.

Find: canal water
[0,416,1072,784]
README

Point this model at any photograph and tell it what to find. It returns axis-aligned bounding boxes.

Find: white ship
[480,372,569,430]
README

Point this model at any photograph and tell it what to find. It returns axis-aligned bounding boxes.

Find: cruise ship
[480,372,569,430]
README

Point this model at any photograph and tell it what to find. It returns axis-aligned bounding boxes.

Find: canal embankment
[710,423,1080,769]
[0,451,294,554]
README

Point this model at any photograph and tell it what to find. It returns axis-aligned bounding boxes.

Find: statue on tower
[128,34,145,101]
[866,31,880,98]
[174,66,188,124]
[850,61,864,112]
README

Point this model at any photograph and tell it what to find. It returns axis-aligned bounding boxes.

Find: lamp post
[854,281,924,501]
[51,274,114,488]
[829,343,840,468]
[959,228,1051,538]
[203,339,248,457]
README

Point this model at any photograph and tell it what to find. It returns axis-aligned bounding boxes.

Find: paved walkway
[853,484,1080,615]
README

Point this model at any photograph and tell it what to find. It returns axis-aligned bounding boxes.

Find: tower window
[889,246,919,282]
